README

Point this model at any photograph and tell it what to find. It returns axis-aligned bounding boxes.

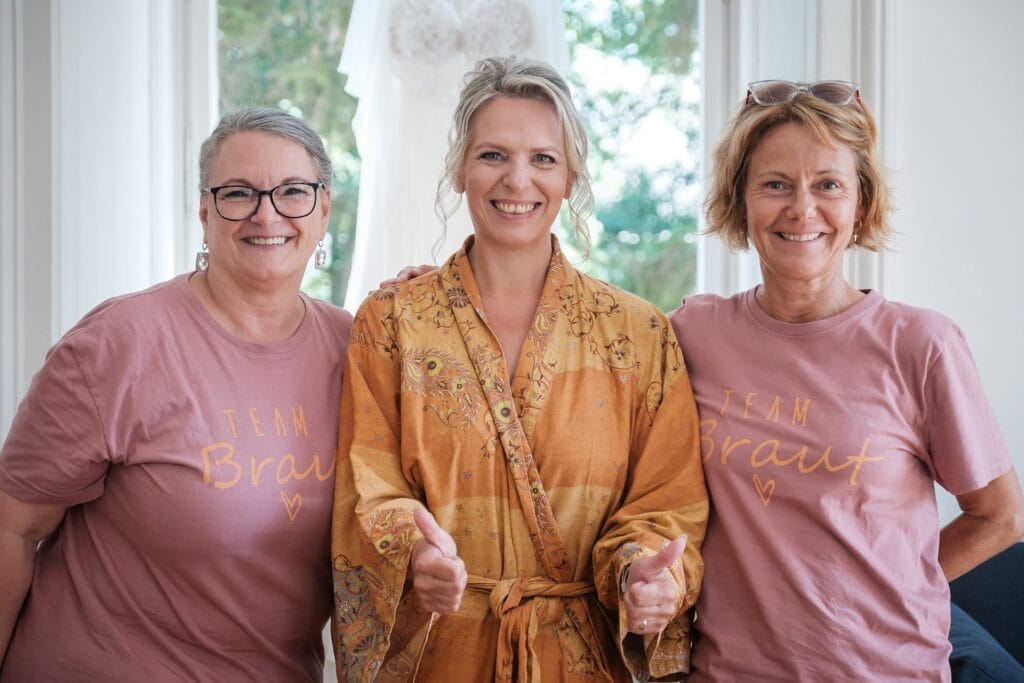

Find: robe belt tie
[466,575,597,683]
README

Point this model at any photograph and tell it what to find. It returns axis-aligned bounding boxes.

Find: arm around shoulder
[0,489,66,665]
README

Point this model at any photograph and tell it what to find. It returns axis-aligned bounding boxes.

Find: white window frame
[0,0,216,437]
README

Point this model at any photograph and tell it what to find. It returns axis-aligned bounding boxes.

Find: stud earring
[314,240,327,271]
[195,242,209,271]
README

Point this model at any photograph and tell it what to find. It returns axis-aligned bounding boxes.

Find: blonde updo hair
[436,56,594,255]
[705,90,891,251]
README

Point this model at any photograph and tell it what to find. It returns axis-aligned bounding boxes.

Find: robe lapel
[442,236,573,582]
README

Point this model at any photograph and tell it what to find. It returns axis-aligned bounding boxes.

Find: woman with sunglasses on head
[0,107,352,680]
[669,80,1024,681]
[331,56,708,682]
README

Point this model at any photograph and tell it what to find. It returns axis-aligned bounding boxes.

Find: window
[218,0,700,311]
[563,0,700,310]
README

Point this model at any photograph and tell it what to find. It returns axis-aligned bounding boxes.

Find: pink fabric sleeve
[0,339,110,505]
[924,325,1012,495]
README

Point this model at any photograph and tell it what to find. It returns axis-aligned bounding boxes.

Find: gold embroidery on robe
[333,237,708,681]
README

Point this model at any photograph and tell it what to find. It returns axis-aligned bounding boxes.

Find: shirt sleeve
[0,338,110,505]
[591,311,709,679]
[331,295,432,681]
[924,324,1012,495]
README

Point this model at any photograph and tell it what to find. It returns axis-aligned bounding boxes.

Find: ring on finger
[639,619,648,631]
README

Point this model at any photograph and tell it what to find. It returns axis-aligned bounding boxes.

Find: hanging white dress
[339,0,568,309]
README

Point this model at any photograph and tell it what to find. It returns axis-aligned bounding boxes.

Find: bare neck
[467,238,552,372]
[467,238,552,304]
[189,270,306,343]
[757,271,864,323]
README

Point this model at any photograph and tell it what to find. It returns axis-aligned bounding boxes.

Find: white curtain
[339,0,569,310]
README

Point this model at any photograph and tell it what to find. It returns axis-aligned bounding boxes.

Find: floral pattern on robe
[332,236,708,681]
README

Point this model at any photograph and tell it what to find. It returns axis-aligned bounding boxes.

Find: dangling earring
[314,240,327,271]
[195,241,209,271]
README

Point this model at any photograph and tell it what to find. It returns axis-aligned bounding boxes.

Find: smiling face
[200,130,329,289]
[743,122,862,288]
[456,95,571,253]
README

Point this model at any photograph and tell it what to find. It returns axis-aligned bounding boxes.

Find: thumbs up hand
[410,506,467,614]
[623,535,687,634]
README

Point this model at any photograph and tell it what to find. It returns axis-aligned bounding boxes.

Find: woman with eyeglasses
[0,107,352,680]
[331,57,708,682]
[668,80,1024,681]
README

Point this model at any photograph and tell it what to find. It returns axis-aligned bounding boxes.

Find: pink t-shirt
[0,274,352,681]
[669,289,1011,682]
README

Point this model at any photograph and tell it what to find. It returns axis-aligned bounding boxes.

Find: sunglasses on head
[745,80,860,106]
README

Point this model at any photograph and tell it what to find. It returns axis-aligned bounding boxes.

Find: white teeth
[248,236,287,245]
[494,201,536,215]
[779,232,821,242]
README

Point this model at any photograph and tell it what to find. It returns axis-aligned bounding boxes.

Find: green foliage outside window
[218,0,699,311]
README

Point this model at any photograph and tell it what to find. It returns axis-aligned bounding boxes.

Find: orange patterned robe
[332,237,708,682]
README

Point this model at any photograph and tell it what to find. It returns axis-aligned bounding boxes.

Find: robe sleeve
[591,311,709,679]
[331,294,433,682]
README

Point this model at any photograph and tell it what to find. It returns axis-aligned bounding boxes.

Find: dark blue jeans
[950,602,1024,682]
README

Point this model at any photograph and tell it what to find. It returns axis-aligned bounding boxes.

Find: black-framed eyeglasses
[745,80,860,107]
[202,182,324,221]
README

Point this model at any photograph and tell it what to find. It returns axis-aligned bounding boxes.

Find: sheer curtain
[339,0,568,310]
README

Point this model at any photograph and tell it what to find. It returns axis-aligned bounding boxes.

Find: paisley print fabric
[332,236,708,681]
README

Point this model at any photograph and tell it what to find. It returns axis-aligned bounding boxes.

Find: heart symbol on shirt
[281,491,302,521]
[753,475,775,507]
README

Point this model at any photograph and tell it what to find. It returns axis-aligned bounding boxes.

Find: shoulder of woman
[304,295,354,325]
[874,297,963,345]
[665,290,739,331]
[33,277,185,391]
[573,270,661,317]
[60,276,184,349]
[303,297,355,346]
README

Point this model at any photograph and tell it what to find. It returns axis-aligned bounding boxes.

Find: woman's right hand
[410,506,467,614]
[378,264,437,289]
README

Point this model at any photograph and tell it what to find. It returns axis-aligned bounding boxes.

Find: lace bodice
[388,0,534,95]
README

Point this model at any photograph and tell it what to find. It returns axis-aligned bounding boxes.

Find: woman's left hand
[623,536,687,635]
[378,264,436,289]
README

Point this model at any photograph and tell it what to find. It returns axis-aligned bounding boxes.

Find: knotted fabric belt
[466,575,598,682]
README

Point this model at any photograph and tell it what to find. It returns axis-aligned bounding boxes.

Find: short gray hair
[436,57,594,254]
[198,106,333,191]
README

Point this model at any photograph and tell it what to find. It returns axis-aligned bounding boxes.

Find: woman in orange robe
[332,57,708,682]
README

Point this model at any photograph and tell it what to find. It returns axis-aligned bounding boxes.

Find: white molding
[697,0,736,296]
[814,0,890,293]
[0,0,218,440]
[3,0,60,442]
[847,0,896,295]
[0,0,16,431]
[699,0,762,296]
[149,1,179,282]
[180,0,218,273]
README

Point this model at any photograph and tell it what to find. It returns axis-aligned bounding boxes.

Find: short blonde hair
[705,92,891,251]
[436,56,594,254]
